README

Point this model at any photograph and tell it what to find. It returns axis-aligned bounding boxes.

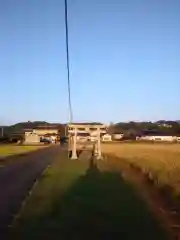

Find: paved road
[0,145,61,239]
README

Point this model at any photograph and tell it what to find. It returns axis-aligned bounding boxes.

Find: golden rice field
[102,143,180,195]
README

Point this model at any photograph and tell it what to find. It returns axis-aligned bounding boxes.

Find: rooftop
[35,125,61,130]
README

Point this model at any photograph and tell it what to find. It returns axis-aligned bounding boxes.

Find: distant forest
[109,120,180,136]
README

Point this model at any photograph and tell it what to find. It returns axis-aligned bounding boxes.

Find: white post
[71,127,78,159]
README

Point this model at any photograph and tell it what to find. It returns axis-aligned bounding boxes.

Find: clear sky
[0,0,180,125]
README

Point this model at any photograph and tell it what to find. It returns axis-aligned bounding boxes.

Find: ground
[0,145,60,239]
[1,143,180,239]
[11,148,168,240]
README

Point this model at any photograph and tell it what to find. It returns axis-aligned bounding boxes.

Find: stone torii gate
[68,123,106,160]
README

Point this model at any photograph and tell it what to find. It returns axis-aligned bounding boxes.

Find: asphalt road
[0,145,61,239]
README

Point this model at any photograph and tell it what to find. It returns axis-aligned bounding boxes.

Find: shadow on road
[16,155,168,240]
[55,158,166,240]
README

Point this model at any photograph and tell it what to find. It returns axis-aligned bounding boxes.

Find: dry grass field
[102,143,180,195]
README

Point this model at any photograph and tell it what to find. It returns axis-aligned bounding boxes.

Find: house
[101,134,112,142]
[23,125,61,143]
[32,125,62,142]
[137,130,177,142]
[24,132,40,144]
[157,123,172,128]
[33,125,60,136]
[112,132,124,141]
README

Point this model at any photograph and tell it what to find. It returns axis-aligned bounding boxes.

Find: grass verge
[11,152,168,240]
[0,145,47,158]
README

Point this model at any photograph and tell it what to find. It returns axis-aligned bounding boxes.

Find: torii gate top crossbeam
[68,123,107,134]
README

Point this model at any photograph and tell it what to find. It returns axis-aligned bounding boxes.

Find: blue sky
[0,0,180,125]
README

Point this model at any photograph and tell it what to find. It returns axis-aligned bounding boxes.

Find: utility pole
[64,0,73,123]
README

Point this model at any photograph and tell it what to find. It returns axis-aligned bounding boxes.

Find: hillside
[3,121,65,136]
[2,120,180,137]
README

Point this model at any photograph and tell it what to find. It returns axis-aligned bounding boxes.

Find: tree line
[109,121,180,137]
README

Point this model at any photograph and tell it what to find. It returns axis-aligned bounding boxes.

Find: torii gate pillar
[71,127,78,160]
[96,127,102,160]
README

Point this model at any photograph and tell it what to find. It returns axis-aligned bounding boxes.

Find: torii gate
[68,124,105,160]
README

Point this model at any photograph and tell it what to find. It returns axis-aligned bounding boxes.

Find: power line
[64,0,73,123]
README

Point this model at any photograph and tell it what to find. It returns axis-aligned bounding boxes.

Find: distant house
[24,132,40,144]
[21,125,61,143]
[157,123,172,128]
[136,130,177,142]
[101,134,112,142]
[33,125,60,137]
[112,132,124,141]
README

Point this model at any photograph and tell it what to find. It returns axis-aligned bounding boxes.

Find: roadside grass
[11,152,168,240]
[102,143,180,195]
[0,145,47,158]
